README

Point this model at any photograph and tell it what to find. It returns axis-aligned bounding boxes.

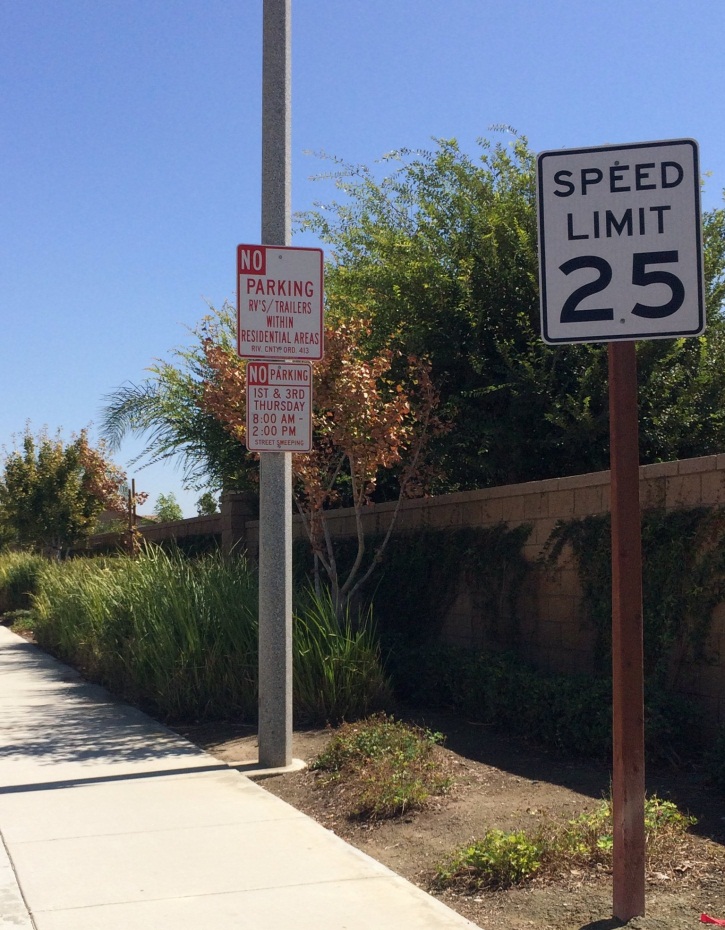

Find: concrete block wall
[139,513,221,545]
[243,454,725,733]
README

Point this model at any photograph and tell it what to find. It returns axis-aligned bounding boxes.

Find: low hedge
[386,640,698,763]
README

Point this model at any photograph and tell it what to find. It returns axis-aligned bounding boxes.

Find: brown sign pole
[608,340,646,920]
[538,138,704,923]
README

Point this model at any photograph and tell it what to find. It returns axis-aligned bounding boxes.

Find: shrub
[387,640,697,762]
[436,830,543,890]
[311,714,451,819]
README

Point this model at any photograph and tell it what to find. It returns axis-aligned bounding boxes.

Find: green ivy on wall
[542,506,725,682]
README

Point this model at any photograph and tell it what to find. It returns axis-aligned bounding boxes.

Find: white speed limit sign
[537,139,705,345]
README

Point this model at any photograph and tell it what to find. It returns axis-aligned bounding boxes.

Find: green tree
[301,134,725,489]
[196,491,218,515]
[0,427,127,552]
[103,134,725,496]
[153,492,183,523]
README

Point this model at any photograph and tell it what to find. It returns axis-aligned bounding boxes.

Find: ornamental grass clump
[293,587,391,724]
[0,550,46,613]
[32,546,259,721]
[29,547,393,725]
[311,714,451,820]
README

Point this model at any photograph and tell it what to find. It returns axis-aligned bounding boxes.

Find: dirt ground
[174,709,725,930]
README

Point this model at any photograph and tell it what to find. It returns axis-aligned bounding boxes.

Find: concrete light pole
[258,0,293,769]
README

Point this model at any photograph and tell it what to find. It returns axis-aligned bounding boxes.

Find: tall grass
[30,547,390,724]
[293,588,391,724]
[0,550,47,613]
[33,547,258,721]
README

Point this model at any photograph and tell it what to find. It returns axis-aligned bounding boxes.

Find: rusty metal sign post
[537,139,704,920]
[608,340,646,917]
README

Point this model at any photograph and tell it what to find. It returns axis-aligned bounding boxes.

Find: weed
[546,795,695,873]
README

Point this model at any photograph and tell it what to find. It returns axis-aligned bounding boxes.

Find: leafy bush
[436,831,543,890]
[0,550,47,613]
[387,640,697,762]
[311,714,451,819]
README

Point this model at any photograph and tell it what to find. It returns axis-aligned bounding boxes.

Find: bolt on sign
[537,139,705,345]
[245,361,312,453]
[237,244,324,360]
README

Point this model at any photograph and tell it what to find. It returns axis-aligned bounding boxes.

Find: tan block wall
[268,455,725,735]
[139,514,221,543]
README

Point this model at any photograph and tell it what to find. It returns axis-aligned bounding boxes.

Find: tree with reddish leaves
[202,315,444,617]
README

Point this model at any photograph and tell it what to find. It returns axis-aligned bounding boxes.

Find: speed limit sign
[537,139,705,344]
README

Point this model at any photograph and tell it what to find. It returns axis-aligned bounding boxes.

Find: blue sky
[2,0,724,515]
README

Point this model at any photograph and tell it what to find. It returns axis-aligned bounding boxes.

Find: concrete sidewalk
[0,626,476,930]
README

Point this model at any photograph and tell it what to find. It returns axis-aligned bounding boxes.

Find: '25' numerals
[560,250,685,323]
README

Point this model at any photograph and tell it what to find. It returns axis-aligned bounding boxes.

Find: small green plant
[547,795,696,874]
[549,800,615,868]
[643,796,697,867]
[436,830,543,890]
[311,714,451,819]
[436,794,696,894]
[313,713,443,772]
